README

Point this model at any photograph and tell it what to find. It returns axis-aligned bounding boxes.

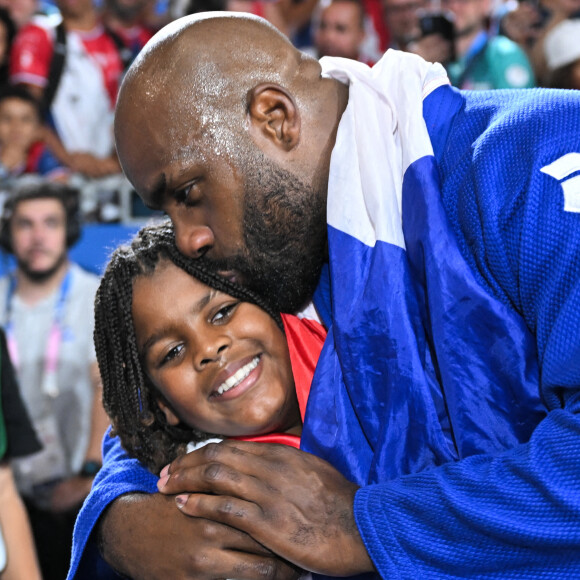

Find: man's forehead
[14,198,65,217]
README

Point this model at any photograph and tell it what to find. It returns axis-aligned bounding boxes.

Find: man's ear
[157,399,181,426]
[247,84,300,152]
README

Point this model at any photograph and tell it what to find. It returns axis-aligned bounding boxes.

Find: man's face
[315,1,365,60]
[382,0,426,45]
[116,107,327,313]
[10,198,68,280]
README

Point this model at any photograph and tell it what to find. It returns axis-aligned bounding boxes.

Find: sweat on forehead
[119,12,302,102]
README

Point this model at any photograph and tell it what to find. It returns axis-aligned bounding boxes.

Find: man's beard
[200,152,328,314]
[17,250,68,283]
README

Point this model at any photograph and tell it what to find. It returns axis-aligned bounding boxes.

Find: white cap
[544,19,580,70]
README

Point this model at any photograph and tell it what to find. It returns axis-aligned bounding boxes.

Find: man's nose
[31,224,46,242]
[175,223,215,259]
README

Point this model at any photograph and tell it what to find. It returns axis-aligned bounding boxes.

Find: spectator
[444,0,534,89]
[500,0,580,84]
[101,0,155,64]
[0,85,65,195]
[9,0,124,179]
[0,181,108,580]
[382,0,454,64]
[314,0,370,63]
[0,327,42,580]
[543,17,580,88]
[382,0,425,49]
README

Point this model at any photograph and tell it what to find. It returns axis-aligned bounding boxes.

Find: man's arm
[68,431,302,580]
[158,440,375,576]
[99,491,303,580]
[158,407,580,578]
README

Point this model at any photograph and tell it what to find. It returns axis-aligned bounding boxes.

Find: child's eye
[211,303,238,324]
[160,344,184,366]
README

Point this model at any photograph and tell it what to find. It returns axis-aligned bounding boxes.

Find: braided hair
[94,221,283,474]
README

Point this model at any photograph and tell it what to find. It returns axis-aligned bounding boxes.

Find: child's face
[132,260,302,438]
[0,97,40,152]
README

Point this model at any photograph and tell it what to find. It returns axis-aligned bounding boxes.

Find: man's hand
[157,441,375,576]
[99,491,303,580]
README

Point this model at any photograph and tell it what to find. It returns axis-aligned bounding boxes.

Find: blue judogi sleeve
[349,87,580,578]
[67,427,158,579]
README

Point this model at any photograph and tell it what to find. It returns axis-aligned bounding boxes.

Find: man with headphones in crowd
[0,180,108,580]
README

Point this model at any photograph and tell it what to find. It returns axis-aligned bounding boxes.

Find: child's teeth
[217,356,259,395]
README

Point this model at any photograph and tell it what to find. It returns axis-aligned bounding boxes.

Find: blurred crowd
[0,0,576,224]
[0,0,578,578]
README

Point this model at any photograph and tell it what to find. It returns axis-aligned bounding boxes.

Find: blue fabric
[68,427,157,579]
[67,86,580,579]
[350,87,580,578]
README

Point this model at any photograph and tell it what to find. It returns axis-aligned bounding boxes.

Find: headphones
[0,180,82,254]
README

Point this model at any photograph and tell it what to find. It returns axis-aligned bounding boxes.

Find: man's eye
[212,303,238,324]
[174,180,201,206]
[174,186,191,205]
[160,344,184,366]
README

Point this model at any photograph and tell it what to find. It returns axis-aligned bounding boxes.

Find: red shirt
[233,313,327,448]
[10,18,123,106]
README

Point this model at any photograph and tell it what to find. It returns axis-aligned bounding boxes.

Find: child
[94,221,326,474]
[0,85,65,188]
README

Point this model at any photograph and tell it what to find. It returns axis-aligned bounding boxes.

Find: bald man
[68,12,580,580]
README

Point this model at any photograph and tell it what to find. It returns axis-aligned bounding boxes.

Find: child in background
[94,222,326,474]
[0,85,65,190]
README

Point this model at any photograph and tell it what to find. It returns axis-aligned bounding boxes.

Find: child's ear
[157,399,181,426]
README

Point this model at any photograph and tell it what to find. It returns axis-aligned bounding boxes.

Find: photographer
[383,0,455,63]
[444,0,535,89]
[501,0,580,85]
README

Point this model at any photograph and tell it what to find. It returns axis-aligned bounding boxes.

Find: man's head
[115,13,347,313]
[382,0,426,47]
[314,0,366,60]
[0,85,42,153]
[0,181,81,281]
